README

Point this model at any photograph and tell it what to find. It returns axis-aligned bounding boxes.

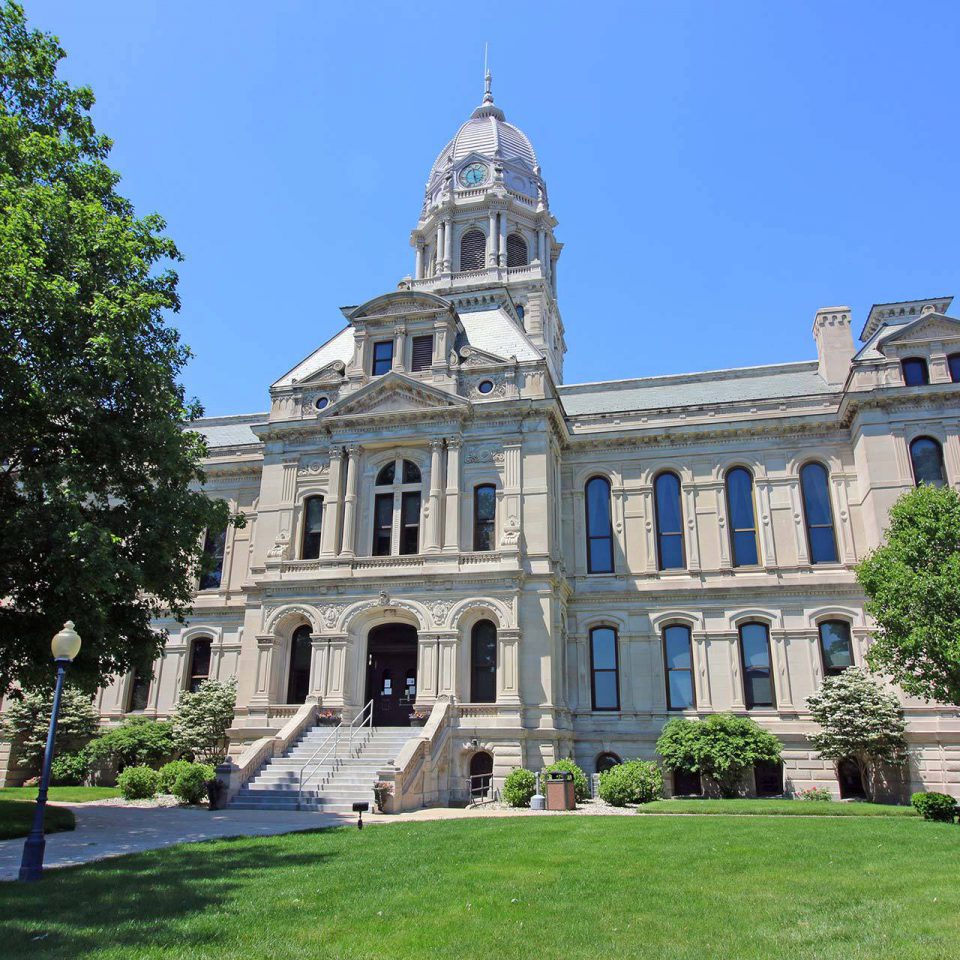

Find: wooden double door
[365,623,418,726]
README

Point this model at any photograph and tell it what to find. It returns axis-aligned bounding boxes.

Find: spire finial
[483,42,493,104]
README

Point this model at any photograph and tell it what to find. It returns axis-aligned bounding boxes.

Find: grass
[0,799,75,841]
[638,798,918,817]
[0,786,120,804]
[2,817,959,959]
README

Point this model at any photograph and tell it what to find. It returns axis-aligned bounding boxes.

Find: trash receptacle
[545,771,576,811]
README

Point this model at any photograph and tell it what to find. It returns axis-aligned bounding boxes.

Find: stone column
[423,438,444,553]
[249,634,277,708]
[537,228,545,265]
[325,635,348,705]
[497,628,521,704]
[442,438,461,552]
[392,324,405,371]
[320,449,343,558]
[487,212,498,266]
[414,243,424,280]
[436,632,459,699]
[417,633,440,702]
[339,445,360,558]
[542,233,551,280]
[443,217,453,271]
[500,440,522,554]
[435,221,444,273]
[310,634,328,700]
[498,212,508,267]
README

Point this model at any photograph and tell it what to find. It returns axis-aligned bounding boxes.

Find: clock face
[459,162,487,187]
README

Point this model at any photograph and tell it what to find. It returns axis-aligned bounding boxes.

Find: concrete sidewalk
[0,803,352,881]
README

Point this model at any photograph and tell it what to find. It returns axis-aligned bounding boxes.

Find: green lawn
[0,799,75,841]
[2,817,959,959]
[0,786,120,804]
[638,798,918,816]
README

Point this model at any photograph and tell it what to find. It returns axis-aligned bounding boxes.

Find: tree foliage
[598,760,663,806]
[0,1,237,693]
[85,716,175,770]
[1,684,99,768]
[171,677,237,765]
[857,484,960,705]
[656,713,782,798]
[806,668,906,802]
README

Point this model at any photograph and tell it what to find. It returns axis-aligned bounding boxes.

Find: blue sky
[25,1,960,417]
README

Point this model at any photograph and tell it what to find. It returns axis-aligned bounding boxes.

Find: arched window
[585,476,614,574]
[948,353,960,383]
[596,752,621,774]
[287,625,312,704]
[506,233,528,267]
[663,625,695,709]
[739,622,775,708]
[469,751,494,799]
[910,437,947,487]
[471,620,498,703]
[187,637,212,693]
[199,525,227,590]
[460,229,486,271]
[373,457,423,555]
[653,472,685,570]
[799,463,838,564]
[301,496,324,560]
[473,484,496,551]
[819,620,854,675]
[590,626,620,711]
[902,357,929,386]
[725,468,759,567]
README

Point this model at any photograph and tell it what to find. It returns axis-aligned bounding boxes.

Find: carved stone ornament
[267,531,291,560]
[500,514,521,545]
[320,604,344,629]
[297,457,329,477]
[464,446,505,465]
[430,601,451,625]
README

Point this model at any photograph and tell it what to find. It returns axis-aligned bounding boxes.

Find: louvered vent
[460,229,486,271]
[411,335,434,372]
[506,233,528,267]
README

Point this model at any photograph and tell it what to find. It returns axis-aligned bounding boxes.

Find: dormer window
[411,335,433,372]
[902,357,929,386]
[372,340,394,376]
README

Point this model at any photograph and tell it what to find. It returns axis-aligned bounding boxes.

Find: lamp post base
[18,832,46,882]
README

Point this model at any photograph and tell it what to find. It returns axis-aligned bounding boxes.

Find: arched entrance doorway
[287,625,312,704]
[469,751,493,800]
[365,623,418,725]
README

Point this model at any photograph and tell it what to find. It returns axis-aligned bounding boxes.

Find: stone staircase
[229,725,417,814]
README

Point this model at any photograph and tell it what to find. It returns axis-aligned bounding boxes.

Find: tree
[806,668,907,802]
[1,685,99,769]
[656,713,782,798]
[0,2,239,693]
[857,484,960,705]
[85,716,175,770]
[171,678,237,765]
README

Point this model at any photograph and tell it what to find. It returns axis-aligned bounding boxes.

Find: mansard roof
[189,412,266,448]
[456,305,542,362]
[273,327,354,388]
[558,361,832,417]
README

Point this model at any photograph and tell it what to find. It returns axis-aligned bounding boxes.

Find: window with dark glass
[372,340,394,376]
[506,233,528,267]
[373,493,393,556]
[301,496,324,560]
[949,353,960,383]
[663,624,695,709]
[469,751,494,798]
[373,458,423,556]
[754,761,783,797]
[400,491,421,555]
[402,460,421,483]
[901,357,929,386]
[673,770,702,796]
[286,625,312,704]
[411,335,434,372]
[910,436,947,487]
[460,229,486,271]
[799,462,838,564]
[585,476,614,574]
[654,472,685,570]
[739,622,775,708]
[596,753,621,774]
[473,484,496,551]
[199,525,226,590]
[471,620,497,703]
[128,669,151,712]
[188,638,212,693]
[819,621,854,675]
[590,626,620,710]
[725,468,759,567]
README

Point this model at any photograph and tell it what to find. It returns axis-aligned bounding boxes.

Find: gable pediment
[882,313,960,349]
[297,360,347,386]
[321,372,468,419]
[459,345,512,366]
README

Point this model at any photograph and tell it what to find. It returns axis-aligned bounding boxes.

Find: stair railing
[297,721,342,810]
[348,699,375,757]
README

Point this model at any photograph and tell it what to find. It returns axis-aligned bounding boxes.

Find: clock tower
[401,72,566,383]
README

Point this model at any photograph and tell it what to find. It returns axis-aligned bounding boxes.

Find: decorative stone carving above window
[464,446,505,465]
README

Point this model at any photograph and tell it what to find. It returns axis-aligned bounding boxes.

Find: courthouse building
[5,77,959,808]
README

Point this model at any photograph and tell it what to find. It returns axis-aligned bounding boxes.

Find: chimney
[812,306,855,387]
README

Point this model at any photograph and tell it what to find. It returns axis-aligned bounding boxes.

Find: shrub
[911,791,957,822]
[117,765,159,800]
[86,717,176,771]
[172,677,237,765]
[171,762,215,804]
[599,760,664,807]
[1,686,100,770]
[541,759,590,803]
[502,768,537,808]
[797,786,832,801]
[50,750,91,786]
[656,713,783,798]
[158,759,195,794]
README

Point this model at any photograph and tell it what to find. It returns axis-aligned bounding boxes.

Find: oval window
[478,380,494,395]
[315,396,329,410]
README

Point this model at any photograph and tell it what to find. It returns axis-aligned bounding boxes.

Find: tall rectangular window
[372,340,394,376]
[819,621,854,676]
[590,626,620,711]
[725,468,759,567]
[373,493,393,556]
[301,496,324,560]
[411,335,434,372]
[585,476,614,574]
[400,492,421,555]
[654,472,686,570]
[901,357,929,386]
[473,484,496,551]
[739,622,775,708]
[199,526,226,590]
[663,625,695,709]
[188,638,212,693]
[128,669,151,712]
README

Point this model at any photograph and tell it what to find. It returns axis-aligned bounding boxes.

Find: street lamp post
[18,620,82,883]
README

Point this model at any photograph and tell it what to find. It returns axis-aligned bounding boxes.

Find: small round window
[478,380,494,395]
[315,396,329,411]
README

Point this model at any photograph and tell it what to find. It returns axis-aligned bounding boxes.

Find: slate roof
[456,306,542,362]
[273,327,355,388]
[187,413,266,449]
[558,361,833,417]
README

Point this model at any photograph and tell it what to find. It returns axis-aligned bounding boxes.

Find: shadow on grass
[0,827,343,958]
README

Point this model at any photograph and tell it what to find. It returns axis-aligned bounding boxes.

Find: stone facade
[6,78,959,802]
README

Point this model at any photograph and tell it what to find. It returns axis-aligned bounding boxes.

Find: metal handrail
[464,772,497,806]
[297,722,341,809]
[348,699,374,756]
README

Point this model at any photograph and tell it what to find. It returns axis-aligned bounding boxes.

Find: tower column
[415,243,424,279]
[537,228,545,265]
[435,221,444,273]
[487,212,498,266]
[423,438,444,553]
[320,450,344,558]
[443,216,453,271]
[443,437,461,552]
[339,445,361,558]
[498,212,508,267]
